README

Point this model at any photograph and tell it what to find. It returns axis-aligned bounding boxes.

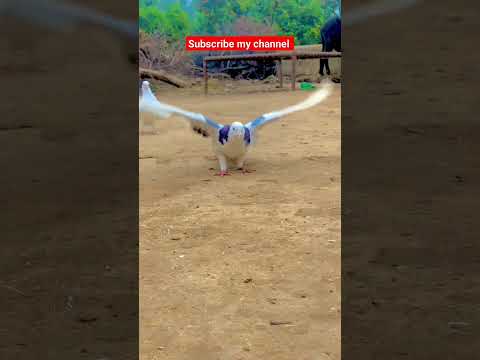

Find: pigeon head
[229,122,245,138]
[141,80,150,93]
[218,123,250,145]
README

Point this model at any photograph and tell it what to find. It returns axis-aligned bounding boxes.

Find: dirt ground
[140,81,341,360]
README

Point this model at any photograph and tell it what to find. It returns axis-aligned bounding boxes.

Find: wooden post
[278,59,283,88]
[203,59,208,95]
[291,54,297,91]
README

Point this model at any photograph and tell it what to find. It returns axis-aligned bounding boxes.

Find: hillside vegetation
[139,0,340,45]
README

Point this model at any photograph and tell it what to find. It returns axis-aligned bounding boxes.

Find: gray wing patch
[205,117,222,130]
[247,116,267,130]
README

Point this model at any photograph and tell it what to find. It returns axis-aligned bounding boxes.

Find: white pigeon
[139,80,334,176]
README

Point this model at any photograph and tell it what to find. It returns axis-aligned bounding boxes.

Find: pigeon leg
[214,154,230,177]
[236,157,246,169]
[236,157,255,174]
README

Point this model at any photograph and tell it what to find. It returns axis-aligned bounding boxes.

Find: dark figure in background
[319,15,341,76]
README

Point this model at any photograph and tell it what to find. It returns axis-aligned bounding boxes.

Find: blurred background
[139,0,341,85]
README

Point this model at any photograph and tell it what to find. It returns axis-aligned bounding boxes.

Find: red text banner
[185,36,295,52]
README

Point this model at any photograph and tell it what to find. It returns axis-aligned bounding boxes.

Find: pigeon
[139,80,334,176]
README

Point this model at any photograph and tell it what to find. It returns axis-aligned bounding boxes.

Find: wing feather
[245,79,333,132]
[139,81,222,137]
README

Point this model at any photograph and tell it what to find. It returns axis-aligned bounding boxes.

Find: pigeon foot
[215,171,231,177]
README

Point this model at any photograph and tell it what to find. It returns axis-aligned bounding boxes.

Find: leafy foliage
[139,0,340,45]
[140,2,192,42]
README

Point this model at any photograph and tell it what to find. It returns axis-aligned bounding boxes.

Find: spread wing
[139,81,223,137]
[245,79,333,132]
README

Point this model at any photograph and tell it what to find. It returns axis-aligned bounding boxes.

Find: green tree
[163,2,192,41]
[139,2,192,42]
[139,5,164,34]
[192,0,238,34]
[273,0,327,44]
[140,0,337,45]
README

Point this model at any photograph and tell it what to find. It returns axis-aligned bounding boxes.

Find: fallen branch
[139,68,188,88]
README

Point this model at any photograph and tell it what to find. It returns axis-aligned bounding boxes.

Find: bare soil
[140,82,341,360]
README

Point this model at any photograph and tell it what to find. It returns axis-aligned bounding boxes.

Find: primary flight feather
[139,80,333,176]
